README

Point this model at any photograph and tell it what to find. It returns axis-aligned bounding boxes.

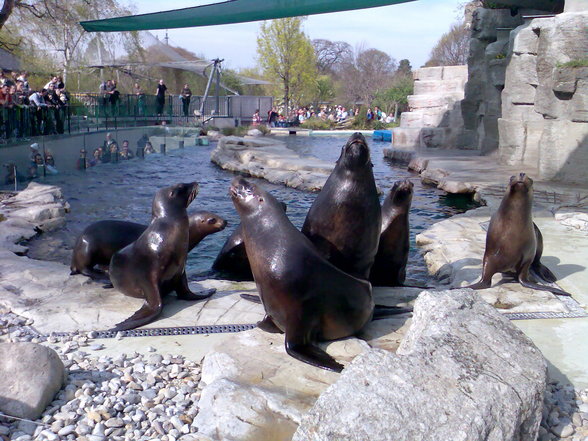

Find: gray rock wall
[393,66,468,150]
[499,11,588,185]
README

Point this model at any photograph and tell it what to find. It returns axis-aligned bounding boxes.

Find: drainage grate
[504,296,588,320]
[50,323,258,339]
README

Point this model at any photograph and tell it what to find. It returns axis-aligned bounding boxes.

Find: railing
[0,94,272,145]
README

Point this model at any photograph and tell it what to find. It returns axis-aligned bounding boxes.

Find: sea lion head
[230,176,268,216]
[193,211,228,232]
[507,173,533,195]
[153,182,199,217]
[390,179,414,206]
[338,132,372,169]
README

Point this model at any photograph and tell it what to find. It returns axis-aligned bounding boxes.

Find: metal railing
[0,94,272,145]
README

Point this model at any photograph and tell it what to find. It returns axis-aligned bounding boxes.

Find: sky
[132,0,466,71]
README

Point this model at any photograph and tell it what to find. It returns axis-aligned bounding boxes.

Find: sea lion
[369,179,414,287]
[212,202,286,281]
[109,182,214,331]
[70,212,227,279]
[230,176,376,373]
[467,173,571,297]
[302,132,381,279]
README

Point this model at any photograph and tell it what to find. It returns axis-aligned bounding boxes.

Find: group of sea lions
[70,133,572,372]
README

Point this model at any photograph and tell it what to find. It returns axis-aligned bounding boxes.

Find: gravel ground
[2,306,588,441]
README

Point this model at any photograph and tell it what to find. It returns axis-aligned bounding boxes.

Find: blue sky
[134,0,466,71]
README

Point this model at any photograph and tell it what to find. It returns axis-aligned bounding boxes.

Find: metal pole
[13,165,17,192]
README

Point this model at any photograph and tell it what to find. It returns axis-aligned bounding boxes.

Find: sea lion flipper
[175,271,216,300]
[285,340,343,373]
[372,304,413,320]
[257,316,283,333]
[519,267,572,297]
[240,293,262,304]
[113,300,163,331]
[531,262,558,283]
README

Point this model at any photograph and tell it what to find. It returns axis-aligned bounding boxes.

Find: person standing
[267,107,278,128]
[252,109,262,126]
[134,83,145,116]
[156,79,167,116]
[180,84,192,117]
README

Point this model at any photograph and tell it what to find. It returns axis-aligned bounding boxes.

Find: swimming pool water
[21,135,475,285]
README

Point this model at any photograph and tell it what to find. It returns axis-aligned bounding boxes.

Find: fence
[0,94,273,145]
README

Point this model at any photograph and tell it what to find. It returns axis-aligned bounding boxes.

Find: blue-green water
[22,135,474,284]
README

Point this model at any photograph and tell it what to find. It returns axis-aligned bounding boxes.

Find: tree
[312,39,352,75]
[396,59,413,77]
[373,74,414,121]
[338,46,396,107]
[257,17,317,111]
[425,22,470,67]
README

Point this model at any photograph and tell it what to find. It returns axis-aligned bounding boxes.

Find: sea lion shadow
[437,257,482,284]
[540,256,585,279]
[359,313,411,341]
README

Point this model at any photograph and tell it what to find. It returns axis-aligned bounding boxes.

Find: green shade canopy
[81,0,416,32]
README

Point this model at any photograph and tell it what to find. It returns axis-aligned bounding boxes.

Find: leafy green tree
[257,17,317,110]
[373,74,414,120]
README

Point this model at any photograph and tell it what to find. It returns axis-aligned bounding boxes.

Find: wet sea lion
[302,132,381,279]
[467,173,571,297]
[369,179,414,287]
[230,176,375,372]
[70,212,227,279]
[109,182,214,331]
[212,202,286,281]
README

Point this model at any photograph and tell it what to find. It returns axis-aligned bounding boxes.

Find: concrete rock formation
[499,11,588,185]
[293,289,547,441]
[393,66,468,150]
[0,342,66,420]
[210,136,333,192]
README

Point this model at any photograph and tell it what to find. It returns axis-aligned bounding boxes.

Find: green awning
[81,0,416,32]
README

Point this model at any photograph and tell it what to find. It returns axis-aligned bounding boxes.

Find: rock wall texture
[393,65,468,150]
[499,11,588,185]
[293,289,547,441]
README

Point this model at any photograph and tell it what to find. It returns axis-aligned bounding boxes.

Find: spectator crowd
[0,71,71,141]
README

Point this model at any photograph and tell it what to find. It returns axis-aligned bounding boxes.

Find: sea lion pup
[467,173,571,297]
[302,132,381,280]
[230,176,375,372]
[109,182,215,331]
[212,202,286,281]
[369,179,413,287]
[70,212,227,279]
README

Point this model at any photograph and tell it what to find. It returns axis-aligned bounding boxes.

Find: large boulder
[0,342,66,420]
[293,289,547,441]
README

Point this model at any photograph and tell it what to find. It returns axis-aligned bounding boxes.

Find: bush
[301,117,336,130]
[221,126,248,136]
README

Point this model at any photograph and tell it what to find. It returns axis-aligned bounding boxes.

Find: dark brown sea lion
[230,176,375,372]
[212,202,286,281]
[467,173,571,296]
[70,212,227,279]
[302,132,381,279]
[369,179,414,287]
[109,183,215,331]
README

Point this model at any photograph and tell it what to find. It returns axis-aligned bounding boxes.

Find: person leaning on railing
[0,82,14,140]
[28,89,49,136]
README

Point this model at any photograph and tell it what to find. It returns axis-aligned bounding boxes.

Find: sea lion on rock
[302,132,381,279]
[70,212,227,279]
[109,182,215,331]
[230,176,375,372]
[467,173,571,297]
[369,179,414,287]
[212,202,286,281]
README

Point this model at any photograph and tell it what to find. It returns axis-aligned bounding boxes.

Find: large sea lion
[212,202,286,281]
[369,179,414,287]
[70,212,227,279]
[467,173,571,297]
[230,176,376,372]
[302,132,381,280]
[109,182,214,331]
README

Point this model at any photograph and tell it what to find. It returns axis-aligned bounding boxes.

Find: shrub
[557,59,588,68]
[301,118,336,130]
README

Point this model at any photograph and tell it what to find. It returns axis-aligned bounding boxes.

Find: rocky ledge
[2,182,585,441]
[210,136,333,192]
